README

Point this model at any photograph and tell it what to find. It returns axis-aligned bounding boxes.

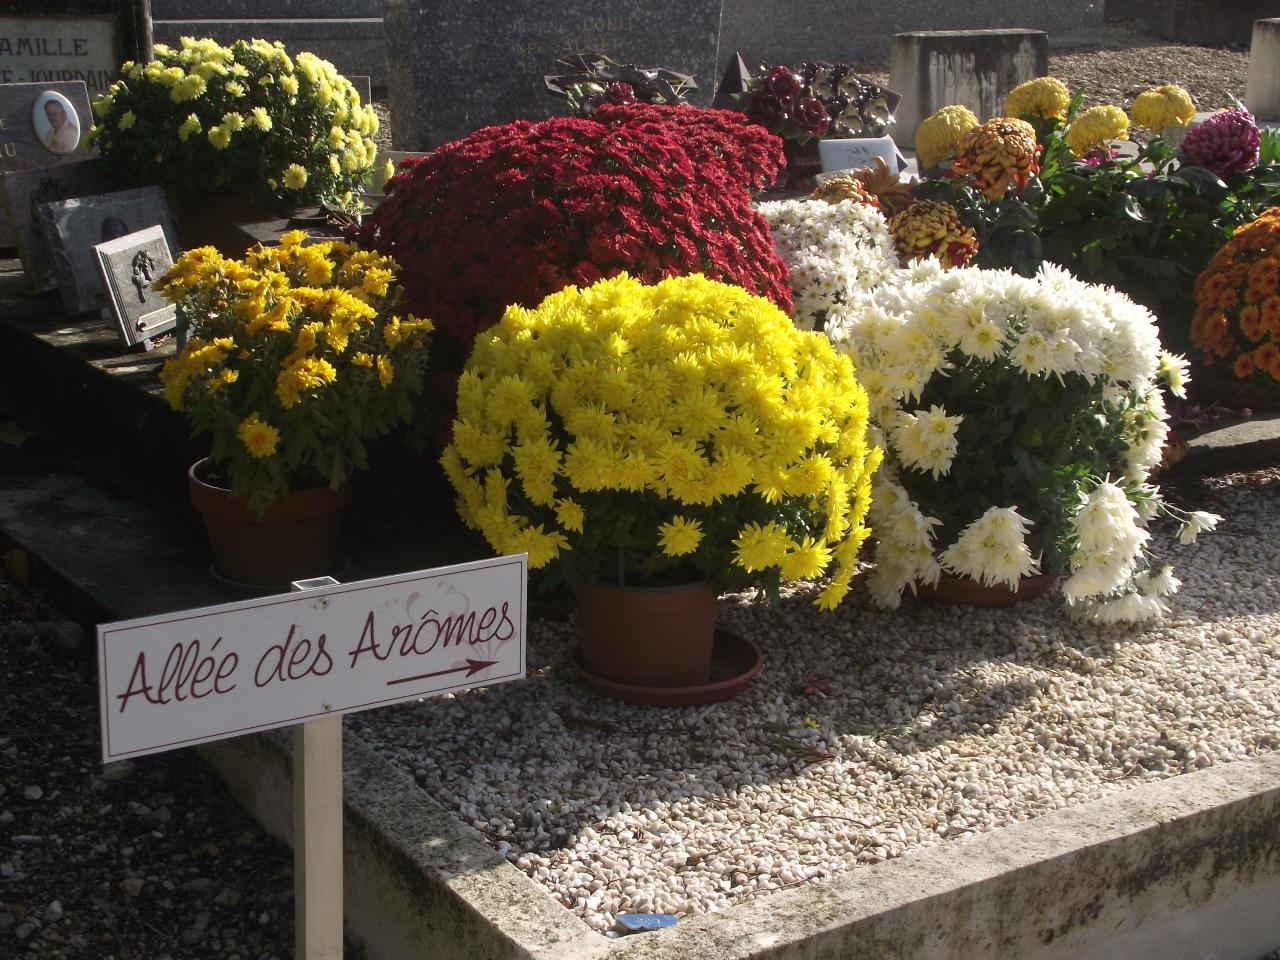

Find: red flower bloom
[354,105,789,423]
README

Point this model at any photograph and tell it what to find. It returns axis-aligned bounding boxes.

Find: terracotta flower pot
[188,459,351,587]
[575,581,717,688]
[168,193,281,256]
[915,572,1057,607]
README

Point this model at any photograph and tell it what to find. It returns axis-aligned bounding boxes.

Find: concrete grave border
[203,725,1280,960]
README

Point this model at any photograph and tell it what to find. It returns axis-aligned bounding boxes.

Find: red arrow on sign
[385,658,497,687]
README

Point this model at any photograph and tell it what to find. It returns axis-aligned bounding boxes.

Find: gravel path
[353,467,1280,933]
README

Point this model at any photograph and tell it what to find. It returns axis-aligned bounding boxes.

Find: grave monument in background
[383,0,725,148]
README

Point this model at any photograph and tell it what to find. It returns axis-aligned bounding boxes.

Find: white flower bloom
[1074,592,1167,623]
[1137,564,1181,597]
[1157,351,1191,398]
[939,506,1038,589]
[1178,510,1222,544]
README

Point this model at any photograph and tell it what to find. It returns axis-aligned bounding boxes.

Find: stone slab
[0,157,105,291]
[1175,412,1280,476]
[1246,18,1280,120]
[719,0,1102,69]
[151,19,388,90]
[383,0,724,149]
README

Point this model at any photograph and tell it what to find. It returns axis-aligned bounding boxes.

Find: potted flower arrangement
[912,83,1280,353]
[732,61,898,187]
[353,104,788,433]
[441,273,881,698]
[158,231,433,586]
[757,197,899,330]
[824,259,1218,622]
[88,37,380,250]
[1191,206,1280,406]
[543,52,696,115]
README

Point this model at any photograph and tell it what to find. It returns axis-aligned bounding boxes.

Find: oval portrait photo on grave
[32,90,82,156]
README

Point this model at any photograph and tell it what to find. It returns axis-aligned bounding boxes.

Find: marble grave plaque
[0,16,119,95]
[36,185,177,316]
[0,157,104,290]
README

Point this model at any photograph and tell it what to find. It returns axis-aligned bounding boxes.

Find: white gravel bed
[350,470,1280,934]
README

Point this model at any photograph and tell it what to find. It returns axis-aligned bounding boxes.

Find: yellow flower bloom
[283,164,309,190]
[237,414,279,458]
[177,113,202,141]
[554,498,585,533]
[207,124,232,150]
[658,516,703,556]
[1131,84,1195,131]
[734,521,790,573]
[1066,104,1130,157]
[914,104,979,169]
[251,106,272,131]
[1005,76,1071,120]
[118,110,136,130]
[276,356,337,408]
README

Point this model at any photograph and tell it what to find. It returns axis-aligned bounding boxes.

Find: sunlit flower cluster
[914,104,978,170]
[826,259,1208,620]
[1005,76,1071,120]
[1131,84,1196,132]
[1065,104,1131,158]
[88,37,379,208]
[948,117,1041,199]
[442,273,881,608]
[1191,206,1280,395]
[158,232,432,510]
[887,200,978,268]
[757,198,899,331]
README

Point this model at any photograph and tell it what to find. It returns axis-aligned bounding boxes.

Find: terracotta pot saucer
[570,629,762,706]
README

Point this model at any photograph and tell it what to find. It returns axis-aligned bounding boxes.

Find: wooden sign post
[97,556,528,959]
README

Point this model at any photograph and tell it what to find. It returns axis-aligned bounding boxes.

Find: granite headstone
[383,0,725,149]
[0,157,104,291]
[36,185,177,316]
[0,15,120,95]
[0,80,95,246]
[94,225,177,349]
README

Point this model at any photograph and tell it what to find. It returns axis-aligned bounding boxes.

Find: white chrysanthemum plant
[824,259,1220,623]
[757,198,900,331]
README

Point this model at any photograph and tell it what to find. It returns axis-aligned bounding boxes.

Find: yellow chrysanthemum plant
[158,231,433,513]
[441,273,882,610]
[87,37,379,210]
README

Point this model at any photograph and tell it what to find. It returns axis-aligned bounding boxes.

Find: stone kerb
[890,29,1048,151]
[1246,18,1280,120]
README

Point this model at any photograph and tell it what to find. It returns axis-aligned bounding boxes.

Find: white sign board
[97,555,527,762]
[818,135,898,173]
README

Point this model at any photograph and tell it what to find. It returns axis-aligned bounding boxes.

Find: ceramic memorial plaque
[0,157,102,290]
[36,185,177,316]
[0,80,95,246]
[817,135,899,174]
[94,225,176,349]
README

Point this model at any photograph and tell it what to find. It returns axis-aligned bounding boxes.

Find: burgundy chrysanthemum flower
[353,105,790,427]
[1182,108,1261,179]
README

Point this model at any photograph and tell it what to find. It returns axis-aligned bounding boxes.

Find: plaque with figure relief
[94,225,177,350]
